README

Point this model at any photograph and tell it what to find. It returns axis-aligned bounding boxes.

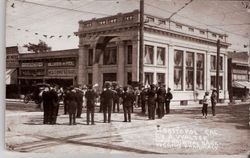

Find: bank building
[74,10,230,105]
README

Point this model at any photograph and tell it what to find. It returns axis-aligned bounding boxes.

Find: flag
[50,35,55,38]
[43,35,47,38]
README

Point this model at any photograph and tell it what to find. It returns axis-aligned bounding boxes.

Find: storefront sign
[47,69,76,76]
[21,62,43,68]
[47,61,75,67]
[21,69,45,76]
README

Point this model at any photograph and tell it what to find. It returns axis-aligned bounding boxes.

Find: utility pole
[216,39,220,102]
[139,0,144,86]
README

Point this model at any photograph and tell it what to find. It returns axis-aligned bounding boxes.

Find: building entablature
[76,10,230,49]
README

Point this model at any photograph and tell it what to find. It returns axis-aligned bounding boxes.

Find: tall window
[157,47,165,65]
[196,53,204,90]
[127,72,132,85]
[88,49,93,66]
[88,73,93,85]
[211,55,216,70]
[211,55,223,70]
[145,72,153,85]
[174,50,183,90]
[103,47,117,65]
[127,45,132,64]
[211,76,223,90]
[157,73,165,84]
[144,45,154,64]
[185,52,194,90]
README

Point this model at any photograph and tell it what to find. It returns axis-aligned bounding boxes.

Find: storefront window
[174,50,183,90]
[157,73,165,84]
[157,47,165,65]
[145,72,153,85]
[103,47,117,65]
[144,45,154,64]
[185,52,194,90]
[196,53,204,90]
[211,76,223,90]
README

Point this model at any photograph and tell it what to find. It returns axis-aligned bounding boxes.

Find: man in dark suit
[76,89,84,118]
[147,84,157,120]
[42,87,52,124]
[68,87,78,125]
[157,84,166,118]
[122,86,135,122]
[165,88,173,114]
[50,86,59,124]
[102,82,114,123]
[85,85,98,125]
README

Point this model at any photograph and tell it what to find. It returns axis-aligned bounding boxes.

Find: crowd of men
[40,82,173,125]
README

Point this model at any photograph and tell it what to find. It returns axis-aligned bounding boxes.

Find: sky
[5,0,250,52]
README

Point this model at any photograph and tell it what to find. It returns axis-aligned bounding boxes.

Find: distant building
[18,49,78,87]
[75,10,231,104]
[6,46,19,85]
[228,51,250,99]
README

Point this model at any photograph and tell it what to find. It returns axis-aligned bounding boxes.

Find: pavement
[4,100,250,155]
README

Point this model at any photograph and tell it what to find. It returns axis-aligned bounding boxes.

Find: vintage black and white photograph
[4,0,250,156]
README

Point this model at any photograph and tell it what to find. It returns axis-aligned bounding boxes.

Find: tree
[23,40,51,53]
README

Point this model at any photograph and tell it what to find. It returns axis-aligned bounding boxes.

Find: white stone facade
[75,10,230,104]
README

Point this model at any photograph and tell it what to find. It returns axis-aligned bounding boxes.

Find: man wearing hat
[102,82,115,123]
[122,86,135,122]
[68,87,78,125]
[157,84,166,118]
[85,84,98,125]
[147,84,157,120]
[165,88,173,114]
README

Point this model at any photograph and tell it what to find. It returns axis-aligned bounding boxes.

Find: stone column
[117,41,125,86]
[132,40,139,82]
[168,45,174,90]
[206,51,211,91]
[224,54,228,100]
[78,46,88,86]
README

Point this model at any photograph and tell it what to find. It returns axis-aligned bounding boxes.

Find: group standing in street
[40,81,218,125]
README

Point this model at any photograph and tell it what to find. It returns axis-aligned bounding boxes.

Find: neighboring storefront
[18,49,79,87]
[228,52,250,100]
[75,10,231,105]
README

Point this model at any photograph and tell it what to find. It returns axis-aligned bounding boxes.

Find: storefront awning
[232,81,250,89]
[6,69,16,85]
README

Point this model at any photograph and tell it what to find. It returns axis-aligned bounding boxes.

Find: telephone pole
[139,0,144,86]
[216,39,220,102]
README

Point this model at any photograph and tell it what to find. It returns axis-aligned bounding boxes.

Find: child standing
[202,92,210,119]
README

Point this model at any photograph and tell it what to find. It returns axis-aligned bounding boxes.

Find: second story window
[88,49,93,66]
[127,45,132,64]
[212,33,217,38]
[144,45,154,64]
[103,47,117,65]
